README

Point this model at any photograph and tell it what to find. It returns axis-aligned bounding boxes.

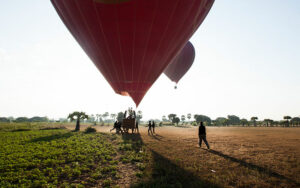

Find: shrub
[84,127,97,133]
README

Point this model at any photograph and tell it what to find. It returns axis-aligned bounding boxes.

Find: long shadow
[149,134,163,141]
[29,132,73,143]
[11,128,31,132]
[205,149,300,186]
[120,133,219,188]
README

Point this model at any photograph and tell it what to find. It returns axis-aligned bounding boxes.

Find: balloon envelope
[164,41,195,84]
[51,0,214,106]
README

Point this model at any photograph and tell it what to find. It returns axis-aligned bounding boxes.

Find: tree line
[0,116,49,123]
[0,111,143,125]
[1,112,300,127]
[162,114,300,127]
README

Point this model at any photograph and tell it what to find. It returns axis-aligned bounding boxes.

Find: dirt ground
[74,125,300,187]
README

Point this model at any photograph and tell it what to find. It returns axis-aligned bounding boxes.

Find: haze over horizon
[0,1,299,121]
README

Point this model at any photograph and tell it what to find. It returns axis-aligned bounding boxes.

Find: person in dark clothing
[110,120,123,134]
[117,121,123,134]
[135,121,139,133]
[198,122,210,149]
[152,121,156,134]
[110,120,119,133]
[148,121,152,135]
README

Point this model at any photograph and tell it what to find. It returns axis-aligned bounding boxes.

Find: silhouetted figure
[135,121,139,133]
[110,120,118,133]
[110,120,122,134]
[124,107,136,119]
[152,121,156,134]
[198,122,209,149]
[117,121,123,134]
[148,121,152,135]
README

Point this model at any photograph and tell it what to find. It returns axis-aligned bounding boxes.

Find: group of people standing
[147,121,156,135]
[110,108,210,149]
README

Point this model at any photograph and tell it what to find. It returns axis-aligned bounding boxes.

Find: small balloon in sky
[164,41,196,85]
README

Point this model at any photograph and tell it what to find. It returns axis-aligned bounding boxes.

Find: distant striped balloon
[164,41,195,84]
[51,0,214,106]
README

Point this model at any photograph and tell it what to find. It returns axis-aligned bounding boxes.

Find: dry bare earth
[135,126,300,188]
[71,125,300,187]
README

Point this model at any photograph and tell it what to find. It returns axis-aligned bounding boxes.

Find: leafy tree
[168,114,177,123]
[240,118,248,126]
[283,116,292,127]
[162,115,168,122]
[117,112,124,122]
[291,117,300,126]
[136,111,143,122]
[264,119,274,127]
[0,117,10,122]
[181,115,186,123]
[251,117,258,127]
[269,119,274,127]
[227,115,240,125]
[215,117,227,126]
[29,116,48,122]
[96,114,101,122]
[187,113,191,122]
[68,112,89,131]
[173,117,180,125]
[89,114,95,123]
[102,112,109,122]
[110,113,117,121]
[194,114,211,125]
[224,119,230,126]
[15,117,29,122]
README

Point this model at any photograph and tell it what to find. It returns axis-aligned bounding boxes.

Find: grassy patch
[0,123,148,187]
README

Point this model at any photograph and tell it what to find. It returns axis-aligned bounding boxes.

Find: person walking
[152,121,156,134]
[198,122,210,149]
[135,121,139,133]
[148,121,152,135]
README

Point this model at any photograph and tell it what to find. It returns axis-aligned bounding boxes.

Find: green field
[0,123,148,187]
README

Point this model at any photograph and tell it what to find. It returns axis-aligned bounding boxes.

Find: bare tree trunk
[75,119,80,131]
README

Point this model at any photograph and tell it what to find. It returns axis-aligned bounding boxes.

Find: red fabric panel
[164,41,195,84]
[51,0,214,106]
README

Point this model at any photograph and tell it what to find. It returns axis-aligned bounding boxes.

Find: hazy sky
[0,0,299,121]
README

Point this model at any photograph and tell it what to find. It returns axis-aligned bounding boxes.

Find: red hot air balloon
[51,0,214,106]
[164,41,195,85]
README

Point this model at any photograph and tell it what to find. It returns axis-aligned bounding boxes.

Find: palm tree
[110,113,117,121]
[102,112,109,123]
[181,115,186,124]
[96,114,100,122]
[68,112,89,131]
[251,117,258,127]
[283,116,291,127]
[187,113,191,124]
[90,114,95,123]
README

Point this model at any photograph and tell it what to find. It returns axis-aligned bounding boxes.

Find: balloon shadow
[120,133,220,187]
